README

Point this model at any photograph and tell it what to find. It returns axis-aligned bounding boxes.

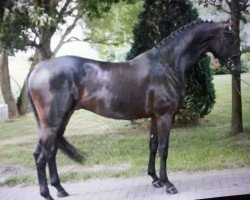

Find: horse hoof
[166,186,178,194]
[152,180,164,188]
[57,190,69,198]
[45,195,54,200]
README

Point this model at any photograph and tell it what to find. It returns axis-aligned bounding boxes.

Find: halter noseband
[223,53,241,72]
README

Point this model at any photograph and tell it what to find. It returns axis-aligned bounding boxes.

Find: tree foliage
[84,0,143,60]
[197,0,249,22]
[0,1,30,53]
[127,0,215,123]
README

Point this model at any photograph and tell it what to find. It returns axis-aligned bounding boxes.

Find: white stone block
[0,104,9,122]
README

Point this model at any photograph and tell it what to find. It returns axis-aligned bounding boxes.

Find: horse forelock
[156,20,215,48]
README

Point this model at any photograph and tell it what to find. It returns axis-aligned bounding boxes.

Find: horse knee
[148,169,155,176]
[151,146,158,155]
[158,146,168,159]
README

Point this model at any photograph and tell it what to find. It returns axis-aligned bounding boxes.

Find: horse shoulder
[145,66,184,118]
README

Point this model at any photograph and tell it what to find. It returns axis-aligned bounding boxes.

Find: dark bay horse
[28,21,238,200]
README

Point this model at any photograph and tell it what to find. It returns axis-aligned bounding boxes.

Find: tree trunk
[230,0,243,134]
[0,52,19,118]
[231,73,243,134]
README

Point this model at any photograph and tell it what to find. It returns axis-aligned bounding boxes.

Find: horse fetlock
[50,178,60,187]
[147,168,156,176]
[40,185,51,198]
[152,180,165,188]
[51,184,69,197]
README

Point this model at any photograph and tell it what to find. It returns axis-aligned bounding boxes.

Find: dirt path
[0,168,249,200]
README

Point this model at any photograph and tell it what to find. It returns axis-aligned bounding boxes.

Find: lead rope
[241,78,250,87]
[232,77,250,104]
[231,78,249,131]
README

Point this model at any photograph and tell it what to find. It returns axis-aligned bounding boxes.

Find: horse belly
[78,88,147,120]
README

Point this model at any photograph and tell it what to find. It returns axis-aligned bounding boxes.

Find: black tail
[57,136,85,164]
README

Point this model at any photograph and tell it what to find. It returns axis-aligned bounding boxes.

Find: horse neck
[158,24,219,81]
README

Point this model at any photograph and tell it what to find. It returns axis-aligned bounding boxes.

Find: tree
[127,0,215,123]
[0,53,19,118]
[198,0,249,134]
[0,0,20,118]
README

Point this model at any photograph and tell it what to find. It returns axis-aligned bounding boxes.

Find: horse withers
[28,21,238,200]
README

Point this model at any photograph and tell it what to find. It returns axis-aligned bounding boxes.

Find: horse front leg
[148,117,164,188]
[157,113,178,194]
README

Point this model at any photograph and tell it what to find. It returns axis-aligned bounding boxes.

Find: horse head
[209,22,240,74]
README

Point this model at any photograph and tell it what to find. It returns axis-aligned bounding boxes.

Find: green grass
[0,73,250,186]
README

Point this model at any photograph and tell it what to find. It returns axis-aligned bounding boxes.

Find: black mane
[156,20,214,48]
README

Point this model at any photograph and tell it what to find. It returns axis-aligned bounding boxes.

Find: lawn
[0,73,249,186]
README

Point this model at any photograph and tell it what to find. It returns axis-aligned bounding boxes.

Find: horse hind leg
[30,94,55,199]
[47,93,81,198]
[36,119,73,199]
[31,85,82,199]
[48,143,69,198]
[33,130,55,200]
[47,116,74,198]
[33,109,70,199]
[36,123,72,199]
